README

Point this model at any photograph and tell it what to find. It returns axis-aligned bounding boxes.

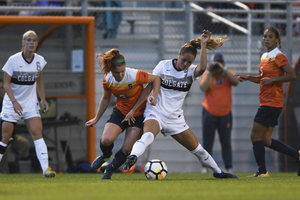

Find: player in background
[85,48,160,179]
[0,30,55,178]
[200,55,238,173]
[122,30,237,178]
[236,27,298,177]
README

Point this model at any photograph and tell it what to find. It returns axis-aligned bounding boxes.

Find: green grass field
[0,173,299,200]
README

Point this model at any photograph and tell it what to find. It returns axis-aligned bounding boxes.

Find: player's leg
[91,122,122,170]
[102,118,143,179]
[172,128,237,178]
[249,121,269,177]
[123,119,160,171]
[25,116,55,178]
[217,112,233,172]
[0,121,15,163]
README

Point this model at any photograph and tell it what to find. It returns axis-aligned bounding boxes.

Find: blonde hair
[179,35,228,57]
[96,48,125,74]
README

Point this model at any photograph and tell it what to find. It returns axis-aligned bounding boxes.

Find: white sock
[191,143,222,174]
[34,138,49,172]
[0,142,8,162]
[130,132,155,157]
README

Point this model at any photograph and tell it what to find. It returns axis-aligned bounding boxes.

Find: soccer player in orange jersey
[85,48,160,179]
[236,27,298,177]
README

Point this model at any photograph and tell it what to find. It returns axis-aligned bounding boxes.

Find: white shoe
[44,167,56,178]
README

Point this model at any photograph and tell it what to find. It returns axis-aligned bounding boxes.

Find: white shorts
[143,109,189,136]
[1,109,41,123]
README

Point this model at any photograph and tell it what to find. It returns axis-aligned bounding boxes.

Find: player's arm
[261,64,296,85]
[194,30,212,77]
[36,71,49,112]
[3,72,23,115]
[146,74,160,106]
[85,89,111,127]
[236,74,261,84]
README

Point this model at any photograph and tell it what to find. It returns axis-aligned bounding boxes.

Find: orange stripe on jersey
[259,50,289,107]
[103,69,149,116]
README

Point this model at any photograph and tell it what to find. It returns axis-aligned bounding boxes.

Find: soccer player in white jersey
[122,30,237,178]
[0,30,55,178]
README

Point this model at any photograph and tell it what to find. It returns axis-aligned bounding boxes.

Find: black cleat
[90,155,112,170]
[123,155,137,171]
[101,169,113,180]
[213,171,237,178]
[297,151,300,176]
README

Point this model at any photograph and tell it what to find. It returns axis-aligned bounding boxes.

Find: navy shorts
[254,106,282,127]
[107,107,144,131]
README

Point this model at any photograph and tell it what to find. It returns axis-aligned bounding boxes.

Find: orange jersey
[201,71,236,116]
[259,48,289,107]
[103,68,149,117]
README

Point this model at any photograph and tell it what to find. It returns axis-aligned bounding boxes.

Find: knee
[101,137,114,146]
[262,137,272,147]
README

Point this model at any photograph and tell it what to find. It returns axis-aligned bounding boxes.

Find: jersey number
[260,66,263,76]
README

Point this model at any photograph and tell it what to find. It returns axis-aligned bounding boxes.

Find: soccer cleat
[123,155,137,171]
[213,171,237,178]
[43,167,56,178]
[247,171,269,177]
[101,168,113,180]
[90,155,112,170]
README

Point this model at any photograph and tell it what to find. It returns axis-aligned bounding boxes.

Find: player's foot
[101,168,113,180]
[247,171,269,177]
[213,171,237,178]
[43,167,56,178]
[91,155,112,170]
[123,155,137,171]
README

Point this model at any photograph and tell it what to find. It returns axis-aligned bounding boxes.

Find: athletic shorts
[254,105,282,127]
[1,109,41,123]
[107,107,144,131]
[143,109,189,136]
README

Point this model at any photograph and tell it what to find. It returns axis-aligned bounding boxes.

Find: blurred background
[0,0,300,174]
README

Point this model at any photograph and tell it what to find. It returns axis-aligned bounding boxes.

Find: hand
[13,101,23,116]
[40,99,49,113]
[121,110,136,125]
[200,30,212,44]
[85,118,97,127]
[261,77,273,85]
[148,95,157,106]
[235,74,247,82]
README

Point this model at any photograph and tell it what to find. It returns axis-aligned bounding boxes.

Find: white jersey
[1,52,46,113]
[147,59,197,119]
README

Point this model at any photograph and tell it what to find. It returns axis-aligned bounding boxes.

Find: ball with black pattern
[144,159,168,180]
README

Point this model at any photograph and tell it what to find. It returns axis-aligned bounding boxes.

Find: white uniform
[144,59,198,136]
[1,52,46,122]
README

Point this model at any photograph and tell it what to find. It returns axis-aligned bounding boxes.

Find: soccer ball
[144,159,168,180]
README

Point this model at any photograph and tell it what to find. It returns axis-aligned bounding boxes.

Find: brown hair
[264,27,282,49]
[179,35,228,57]
[96,48,125,74]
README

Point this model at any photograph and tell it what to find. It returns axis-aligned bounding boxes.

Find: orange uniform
[201,70,236,116]
[103,68,149,117]
[259,48,289,107]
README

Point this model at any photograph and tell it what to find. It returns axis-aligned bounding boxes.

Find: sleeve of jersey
[2,57,13,76]
[136,70,149,84]
[102,76,109,91]
[275,53,289,68]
